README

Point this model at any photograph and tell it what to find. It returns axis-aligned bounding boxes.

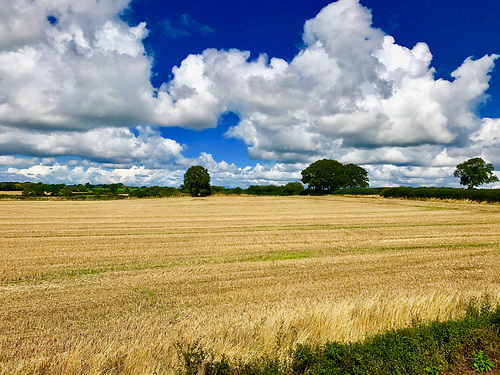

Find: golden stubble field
[1,195,499,374]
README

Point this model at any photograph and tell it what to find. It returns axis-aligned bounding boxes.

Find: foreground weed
[176,340,208,375]
[472,350,496,373]
[424,365,440,375]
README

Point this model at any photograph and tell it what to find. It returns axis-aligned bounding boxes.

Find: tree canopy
[183,165,212,197]
[301,159,369,193]
[342,163,370,189]
[454,157,499,189]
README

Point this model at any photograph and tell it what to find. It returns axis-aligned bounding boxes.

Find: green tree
[228,187,243,195]
[342,163,369,188]
[0,182,16,191]
[301,159,369,193]
[58,186,73,197]
[454,157,499,189]
[183,166,212,197]
[283,182,304,195]
[21,182,45,197]
[301,159,344,192]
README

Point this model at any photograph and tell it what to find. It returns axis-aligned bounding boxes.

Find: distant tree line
[1,157,497,201]
[3,182,498,203]
[334,186,500,203]
[0,182,182,199]
[0,181,305,199]
[0,180,307,199]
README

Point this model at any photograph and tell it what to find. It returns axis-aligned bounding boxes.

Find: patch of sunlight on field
[1,196,499,374]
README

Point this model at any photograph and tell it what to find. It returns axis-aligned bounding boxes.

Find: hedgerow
[378,187,500,203]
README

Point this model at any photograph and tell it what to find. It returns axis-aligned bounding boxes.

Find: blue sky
[0,0,499,188]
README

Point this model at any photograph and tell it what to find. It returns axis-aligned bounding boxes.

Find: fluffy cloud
[0,0,130,49]
[175,2,497,161]
[469,118,500,165]
[0,0,157,131]
[5,163,180,186]
[0,1,221,131]
[0,126,183,167]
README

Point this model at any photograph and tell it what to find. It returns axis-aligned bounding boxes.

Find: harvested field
[1,196,499,374]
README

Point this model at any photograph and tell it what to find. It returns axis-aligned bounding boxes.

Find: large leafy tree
[183,166,212,197]
[342,163,369,188]
[454,157,499,189]
[301,159,369,192]
[301,159,344,192]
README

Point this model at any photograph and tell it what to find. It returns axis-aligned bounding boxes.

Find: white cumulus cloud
[0,126,183,167]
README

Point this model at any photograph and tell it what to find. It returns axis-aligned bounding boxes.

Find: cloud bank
[0,0,499,187]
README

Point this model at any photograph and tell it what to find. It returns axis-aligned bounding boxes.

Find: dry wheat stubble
[0,196,499,373]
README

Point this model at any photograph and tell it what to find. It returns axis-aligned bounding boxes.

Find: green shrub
[291,344,314,374]
[472,350,496,372]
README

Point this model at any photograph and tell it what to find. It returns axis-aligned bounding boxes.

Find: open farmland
[1,196,499,374]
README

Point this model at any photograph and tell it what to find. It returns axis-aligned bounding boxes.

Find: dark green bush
[291,344,314,374]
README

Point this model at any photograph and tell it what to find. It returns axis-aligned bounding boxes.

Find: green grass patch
[247,251,311,262]
[424,206,446,211]
[5,251,313,284]
[137,287,157,300]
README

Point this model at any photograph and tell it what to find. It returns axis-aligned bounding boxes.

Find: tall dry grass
[1,196,499,374]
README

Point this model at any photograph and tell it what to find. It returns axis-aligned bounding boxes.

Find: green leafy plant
[424,365,440,375]
[472,350,496,373]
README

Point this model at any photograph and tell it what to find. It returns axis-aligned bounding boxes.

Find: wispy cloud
[162,19,191,38]
[162,14,215,38]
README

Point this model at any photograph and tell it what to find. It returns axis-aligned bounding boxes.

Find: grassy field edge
[178,301,500,375]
